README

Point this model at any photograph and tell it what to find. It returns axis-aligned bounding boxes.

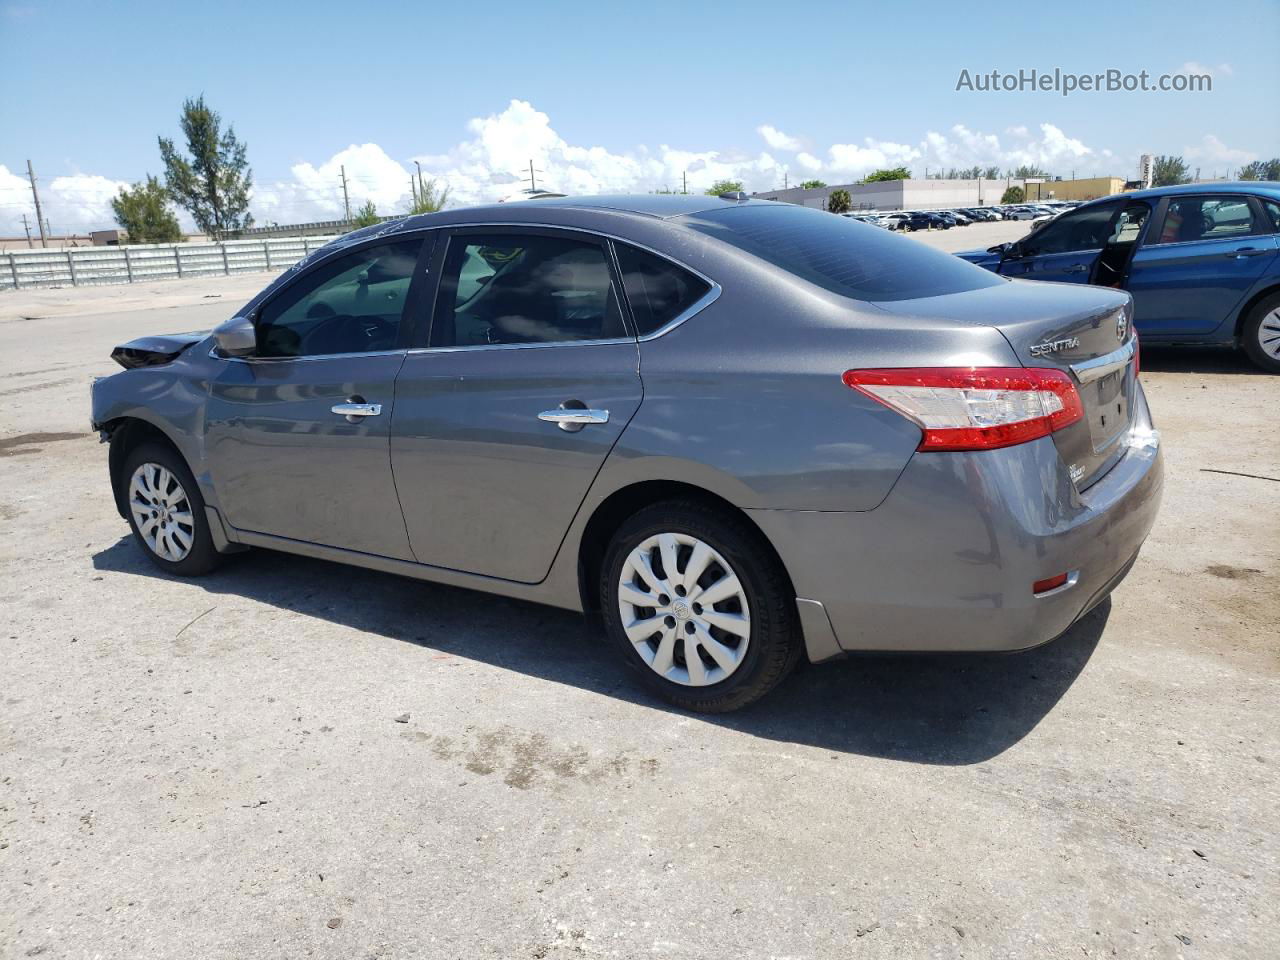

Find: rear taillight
[843,366,1083,452]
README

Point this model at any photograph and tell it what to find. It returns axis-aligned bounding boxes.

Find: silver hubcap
[1259,308,1280,360]
[617,532,751,687]
[129,462,195,562]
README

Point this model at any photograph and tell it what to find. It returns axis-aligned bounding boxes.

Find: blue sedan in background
[957,182,1280,372]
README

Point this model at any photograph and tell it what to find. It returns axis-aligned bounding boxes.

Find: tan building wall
[1022,177,1125,202]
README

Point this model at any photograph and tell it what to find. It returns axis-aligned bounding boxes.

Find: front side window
[614,243,711,336]
[1021,203,1120,257]
[432,233,626,346]
[255,239,422,358]
[1155,196,1260,244]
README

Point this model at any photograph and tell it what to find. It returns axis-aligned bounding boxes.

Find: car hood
[110,330,208,370]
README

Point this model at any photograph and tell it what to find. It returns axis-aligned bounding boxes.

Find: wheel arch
[1233,282,1280,341]
[103,416,189,520]
[575,479,797,616]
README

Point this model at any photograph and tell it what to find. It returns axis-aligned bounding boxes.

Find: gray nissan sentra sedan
[90,194,1163,712]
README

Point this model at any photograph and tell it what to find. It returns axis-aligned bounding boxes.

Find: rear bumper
[750,391,1164,656]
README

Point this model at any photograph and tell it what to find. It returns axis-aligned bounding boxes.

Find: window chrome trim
[1069,337,1136,384]
[406,337,633,355]
[406,221,723,352]
[1142,231,1276,250]
[210,346,408,364]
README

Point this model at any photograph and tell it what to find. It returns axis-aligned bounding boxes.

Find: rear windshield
[682,203,1004,302]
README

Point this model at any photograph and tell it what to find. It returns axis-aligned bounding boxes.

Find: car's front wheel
[120,441,222,576]
[600,500,801,713]
[1242,292,1280,373]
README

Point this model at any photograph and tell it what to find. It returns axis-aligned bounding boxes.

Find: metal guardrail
[0,235,342,290]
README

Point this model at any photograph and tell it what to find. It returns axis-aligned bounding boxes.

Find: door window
[614,243,712,336]
[255,239,422,358]
[1020,203,1119,257]
[432,233,626,346]
[1260,199,1280,232]
[1154,196,1260,244]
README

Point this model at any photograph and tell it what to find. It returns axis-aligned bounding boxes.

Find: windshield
[684,204,1003,302]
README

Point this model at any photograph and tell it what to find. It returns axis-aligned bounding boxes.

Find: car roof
[1091,181,1280,204]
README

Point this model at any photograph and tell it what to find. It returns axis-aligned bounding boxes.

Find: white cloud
[1182,133,1255,170]
[14,104,1250,235]
[756,124,802,152]
[1180,61,1233,78]
[0,165,129,236]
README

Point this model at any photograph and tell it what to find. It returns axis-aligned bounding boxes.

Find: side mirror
[991,241,1022,260]
[212,316,256,357]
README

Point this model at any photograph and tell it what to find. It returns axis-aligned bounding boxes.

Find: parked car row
[844,200,1080,231]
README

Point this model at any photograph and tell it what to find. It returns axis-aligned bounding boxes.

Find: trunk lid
[873,279,1138,488]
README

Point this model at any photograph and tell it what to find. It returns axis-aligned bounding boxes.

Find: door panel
[998,249,1097,283]
[206,354,414,559]
[1125,235,1279,337]
[390,343,642,582]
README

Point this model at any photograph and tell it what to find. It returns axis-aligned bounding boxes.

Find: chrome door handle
[331,402,382,419]
[1064,264,1088,274]
[1228,247,1266,258]
[538,409,609,425]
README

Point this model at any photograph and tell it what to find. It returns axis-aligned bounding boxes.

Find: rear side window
[614,243,711,335]
[1154,196,1260,244]
[682,204,1003,302]
[432,233,626,347]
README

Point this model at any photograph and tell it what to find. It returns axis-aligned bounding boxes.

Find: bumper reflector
[1032,572,1070,595]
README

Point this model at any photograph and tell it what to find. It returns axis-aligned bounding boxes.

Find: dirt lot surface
[1,248,1277,959]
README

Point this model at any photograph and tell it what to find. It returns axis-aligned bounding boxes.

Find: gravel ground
[1,242,1277,960]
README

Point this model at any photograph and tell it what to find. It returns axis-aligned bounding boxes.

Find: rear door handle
[538,408,609,424]
[1227,247,1267,258]
[538,408,609,431]
[331,401,382,421]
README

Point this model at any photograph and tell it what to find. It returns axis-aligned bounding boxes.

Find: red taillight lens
[843,366,1084,451]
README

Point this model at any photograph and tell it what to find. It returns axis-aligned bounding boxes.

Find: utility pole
[20,214,32,248]
[528,159,537,192]
[681,171,687,195]
[783,171,789,189]
[339,165,351,221]
[27,160,47,248]
[410,176,418,207]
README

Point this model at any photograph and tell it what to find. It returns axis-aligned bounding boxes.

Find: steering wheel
[302,314,397,354]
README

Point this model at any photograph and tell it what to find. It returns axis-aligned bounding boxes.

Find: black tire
[599,500,802,713]
[1241,291,1280,374]
[120,441,222,576]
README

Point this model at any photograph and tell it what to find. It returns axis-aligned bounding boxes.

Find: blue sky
[1,0,1276,232]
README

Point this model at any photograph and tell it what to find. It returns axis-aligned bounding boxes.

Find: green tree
[1000,186,1025,204]
[982,165,1001,179]
[863,166,911,182]
[705,179,744,196]
[1009,164,1051,179]
[827,188,852,214]
[1239,159,1280,181]
[110,175,183,244]
[408,173,450,214]
[158,95,253,240]
[800,179,827,189]
[1151,155,1191,186]
[350,200,381,228]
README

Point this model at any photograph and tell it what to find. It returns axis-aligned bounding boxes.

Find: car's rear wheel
[600,500,801,713]
[121,442,221,576]
[1242,292,1280,373]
